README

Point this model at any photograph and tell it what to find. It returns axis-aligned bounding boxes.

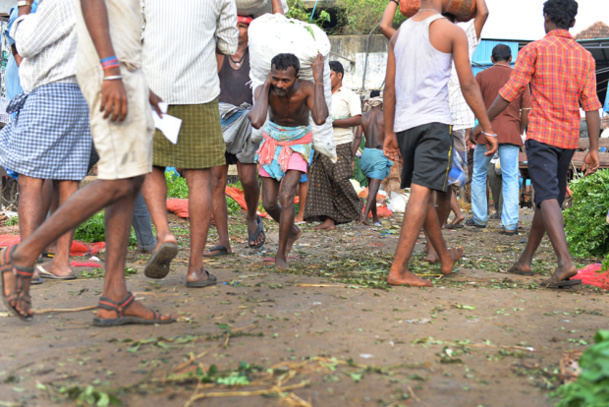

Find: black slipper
[203,245,231,257]
[444,221,464,230]
[248,215,266,249]
[185,270,217,288]
[465,218,486,228]
[144,242,179,279]
[543,279,582,289]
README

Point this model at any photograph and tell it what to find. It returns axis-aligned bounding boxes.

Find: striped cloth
[152,100,225,169]
[141,0,238,105]
[0,83,92,180]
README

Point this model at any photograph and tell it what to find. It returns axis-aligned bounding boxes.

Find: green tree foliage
[336,0,407,35]
[287,0,331,29]
[553,330,609,407]
[563,169,609,258]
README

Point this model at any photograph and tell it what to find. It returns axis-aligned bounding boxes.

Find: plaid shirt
[500,29,601,150]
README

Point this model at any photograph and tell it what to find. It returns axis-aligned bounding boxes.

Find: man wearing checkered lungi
[0,0,174,325]
[139,1,239,288]
[0,0,91,281]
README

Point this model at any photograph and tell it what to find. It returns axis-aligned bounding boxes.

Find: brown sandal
[0,246,35,321]
[93,291,175,327]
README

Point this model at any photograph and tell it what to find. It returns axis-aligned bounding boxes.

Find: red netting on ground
[358,187,392,218]
[573,264,609,290]
[0,235,105,257]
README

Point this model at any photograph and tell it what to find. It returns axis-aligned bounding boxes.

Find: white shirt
[12,0,78,93]
[141,0,238,104]
[332,86,362,145]
[448,22,480,131]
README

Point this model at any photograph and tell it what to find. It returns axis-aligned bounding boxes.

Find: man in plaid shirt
[474,0,601,288]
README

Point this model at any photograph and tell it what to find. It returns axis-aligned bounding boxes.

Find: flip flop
[248,215,266,249]
[543,279,582,289]
[185,270,217,288]
[92,291,175,327]
[444,221,464,230]
[37,265,77,280]
[144,242,179,279]
[203,245,231,257]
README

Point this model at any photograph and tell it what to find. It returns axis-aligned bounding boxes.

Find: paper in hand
[152,102,182,144]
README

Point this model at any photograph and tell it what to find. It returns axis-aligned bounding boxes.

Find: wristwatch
[17,1,33,7]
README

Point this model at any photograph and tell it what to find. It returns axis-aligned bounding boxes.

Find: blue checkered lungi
[0,83,92,180]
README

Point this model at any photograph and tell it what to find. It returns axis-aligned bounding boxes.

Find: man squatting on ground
[381,0,489,263]
[304,61,364,230]
[383,0,498,287]
[249,53,328,269]
[0,0,92,281]
[470,44,531,235]
[207,0,286,256]
[1,0,174,325]
[353,90,393,226]
[473,0,601,288]
[140,1,238,288]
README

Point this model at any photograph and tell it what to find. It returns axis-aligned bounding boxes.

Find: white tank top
[393,14,454,133]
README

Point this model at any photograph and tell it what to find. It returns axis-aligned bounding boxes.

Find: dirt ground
[0,207,607,407]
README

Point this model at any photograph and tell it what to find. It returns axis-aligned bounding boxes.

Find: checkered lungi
[0,83,92,180]
[152,99,225,169]
[304,142,364,224]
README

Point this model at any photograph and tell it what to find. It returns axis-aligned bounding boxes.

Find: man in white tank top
[382,0,498,287]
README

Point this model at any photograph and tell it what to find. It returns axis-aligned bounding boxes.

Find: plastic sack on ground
[248,13,336,161]
[387,191,409,213]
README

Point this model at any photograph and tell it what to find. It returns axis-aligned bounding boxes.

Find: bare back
[361,107,385,148]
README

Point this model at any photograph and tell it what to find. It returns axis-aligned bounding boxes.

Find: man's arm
[472,0,489,39]
[306,54,329,125]
[13,0,73,59]
[334,116,362,128]
[353,125,364,156]
[248,81,270,130]
[520,109,530,135]
[380,0,399,41]
[80,0,127,122]
[452,27,497,155]
[383,36,401,164]
[582,110,601,175]
[217,0,239,56]
[271,0,284,14]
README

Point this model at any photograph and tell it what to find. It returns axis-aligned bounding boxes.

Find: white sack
[235,0,289,17]
[248,13,337,161]
[387,191,409,213]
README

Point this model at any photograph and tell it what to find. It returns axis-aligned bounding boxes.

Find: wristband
[390,0,399,4]
[101,56,119,71]
[103,75,123,81]
[17,1,32,7]
[482,131,497,138]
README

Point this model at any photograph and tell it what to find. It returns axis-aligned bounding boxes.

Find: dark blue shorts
[525,139,575,207]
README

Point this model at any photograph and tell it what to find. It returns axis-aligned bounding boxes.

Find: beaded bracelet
[100,56,119,71]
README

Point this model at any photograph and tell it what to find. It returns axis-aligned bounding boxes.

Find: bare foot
[294,215,305,224]
[314,218,336,231]
[440,246,463,275]
[286,226,302,255]
[275,257,289,270]
[508,262,534,276]
[247,216,265,247]
[96,298,173,322]
[386,270,433,287]
[358,217,370,226]
[372,217,381,226]
[425,249,440,264]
